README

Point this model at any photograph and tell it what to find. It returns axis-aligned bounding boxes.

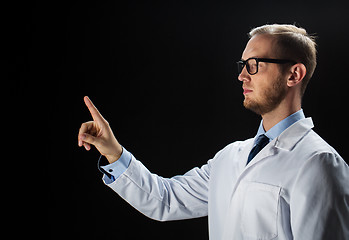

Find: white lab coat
[104,118,349,239]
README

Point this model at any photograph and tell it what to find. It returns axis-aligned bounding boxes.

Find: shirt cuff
[97,147,132,183]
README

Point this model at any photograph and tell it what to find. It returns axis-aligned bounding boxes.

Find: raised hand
[78,96,123,163]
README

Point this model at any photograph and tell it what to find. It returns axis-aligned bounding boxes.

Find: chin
[243,98,269,115]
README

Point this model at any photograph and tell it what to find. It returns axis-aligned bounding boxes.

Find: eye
[248,62,257,72]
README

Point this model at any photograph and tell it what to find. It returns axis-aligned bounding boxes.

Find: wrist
[106,146,123,164]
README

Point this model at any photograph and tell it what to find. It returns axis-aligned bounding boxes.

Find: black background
[9,0,349,239]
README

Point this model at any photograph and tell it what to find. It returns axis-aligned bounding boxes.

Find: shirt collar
[255,109,306,142]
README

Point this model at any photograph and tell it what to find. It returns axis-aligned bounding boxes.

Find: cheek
[251,78,268,98]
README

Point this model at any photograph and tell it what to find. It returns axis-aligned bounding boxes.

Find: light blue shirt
[254,109,305,144]
[99,109,305,183]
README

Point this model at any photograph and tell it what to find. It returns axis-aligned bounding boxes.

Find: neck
[261,94,301,132]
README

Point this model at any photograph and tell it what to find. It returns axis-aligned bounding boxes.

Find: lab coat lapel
[244,117,314,169]
[237,139,255,173]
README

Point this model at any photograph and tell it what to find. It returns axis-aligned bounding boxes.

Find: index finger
[84,96,105,123]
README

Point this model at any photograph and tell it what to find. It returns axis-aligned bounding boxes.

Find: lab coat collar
[256,109,306,142]
[273,117,314,151]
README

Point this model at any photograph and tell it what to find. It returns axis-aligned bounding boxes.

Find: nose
[238,67,251,82]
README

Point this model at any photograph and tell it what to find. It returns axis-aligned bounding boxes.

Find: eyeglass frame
[237,57,297,75]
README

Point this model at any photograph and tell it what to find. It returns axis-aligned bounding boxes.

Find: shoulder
[213,138,254,158]
[294,145,348,194]
[285,127,348,191]
[289,127,344,165]
[302,129,347,172]
[207,138,254,170]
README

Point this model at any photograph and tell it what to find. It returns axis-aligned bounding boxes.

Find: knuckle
[79,124,87,134]
[83,134,95,144]
[80,121,92,129]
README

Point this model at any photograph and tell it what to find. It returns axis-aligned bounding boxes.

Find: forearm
[104,150,210,221]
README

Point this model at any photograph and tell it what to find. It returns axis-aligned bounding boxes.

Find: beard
[243,75,287,115]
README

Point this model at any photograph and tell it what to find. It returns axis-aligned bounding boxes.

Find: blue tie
[247,134,269,165]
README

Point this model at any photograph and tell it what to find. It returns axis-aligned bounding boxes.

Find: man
[78,24,349,239]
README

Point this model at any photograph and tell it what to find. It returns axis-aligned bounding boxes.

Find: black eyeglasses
[237,57,297,75]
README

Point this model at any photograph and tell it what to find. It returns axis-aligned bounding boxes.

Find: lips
[243,88,252,95]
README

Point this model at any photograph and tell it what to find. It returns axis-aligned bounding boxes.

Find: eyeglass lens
[246,58,258,74]
[237,58,258,75]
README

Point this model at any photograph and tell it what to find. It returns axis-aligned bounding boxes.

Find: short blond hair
[249,24,317,96]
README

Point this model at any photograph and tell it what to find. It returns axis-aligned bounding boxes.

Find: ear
[287,63,307,87]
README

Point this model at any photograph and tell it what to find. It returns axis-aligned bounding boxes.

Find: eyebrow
[241,56,261,61]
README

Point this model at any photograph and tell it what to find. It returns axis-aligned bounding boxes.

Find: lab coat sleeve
[103,153,211,221]
[290,152,349,239]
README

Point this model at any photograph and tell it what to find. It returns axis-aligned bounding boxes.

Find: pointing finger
[84,96,105,123]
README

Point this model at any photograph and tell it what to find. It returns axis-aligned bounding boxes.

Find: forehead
[242,34,277,60]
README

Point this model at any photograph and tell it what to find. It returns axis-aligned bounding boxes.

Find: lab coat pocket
[241,182,281,240]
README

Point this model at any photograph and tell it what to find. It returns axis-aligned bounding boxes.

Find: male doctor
[78,24,349,239]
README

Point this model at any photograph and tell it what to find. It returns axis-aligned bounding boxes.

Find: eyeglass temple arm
[257,58,297,64]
